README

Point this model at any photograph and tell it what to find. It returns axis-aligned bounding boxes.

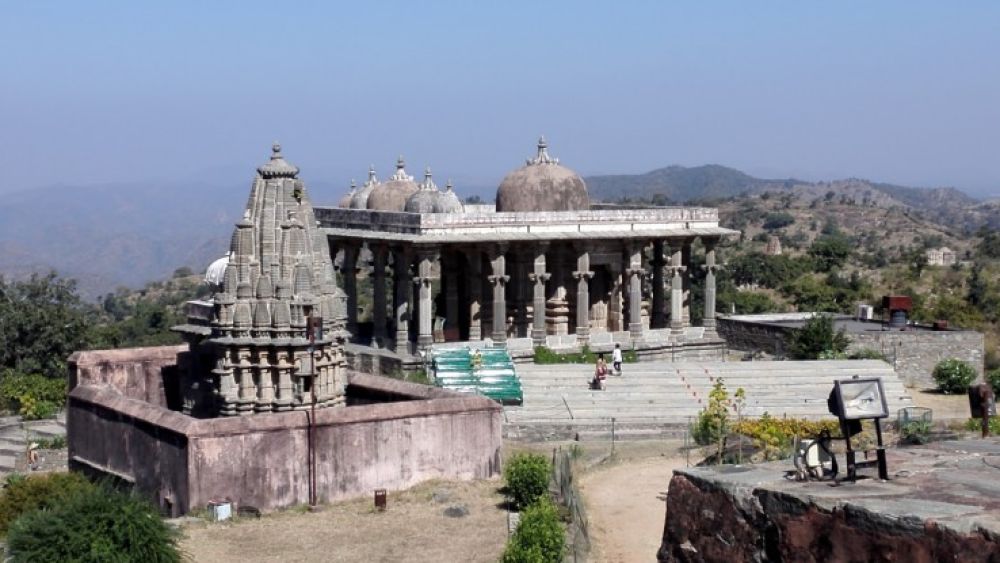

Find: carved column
[682,241,692,326]
[414,248,437,349]
[465,249,482,341]
[392,247,412,355]
[444,253,459,341]
[669,240,686,339]
[342,242,360,336]
[625,243,644,341]
[488,245,510,343]
[528,244,550,346]
[702,237,721,338]
[573,248,593,344]
[372,244,388,347]
[651,240,666,329]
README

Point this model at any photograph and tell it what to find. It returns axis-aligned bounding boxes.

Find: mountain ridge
[1,164,995,299]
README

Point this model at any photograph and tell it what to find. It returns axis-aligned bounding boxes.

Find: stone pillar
[372,244,388,347]
[414,248,437,349]
[702,237,721,338]
[342,242,360,336]
[466,249,482,341]
[444,254,460,341]
[488,245,510,343]
[392,248,412,355]
[573,248,593,344]
[651,240,666,329]
[669,241,686,338]
[528,244,550,346]
[625,243,644,341]
[682,241,692,326]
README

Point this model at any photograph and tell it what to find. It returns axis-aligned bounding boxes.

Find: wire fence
[552,446,591,562]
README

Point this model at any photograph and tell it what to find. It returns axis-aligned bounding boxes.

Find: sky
[2,1,999,198]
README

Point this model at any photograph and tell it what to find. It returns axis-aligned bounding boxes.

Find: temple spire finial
[527,135,558,165]
[389,155,413,182]
[419,166,437,191]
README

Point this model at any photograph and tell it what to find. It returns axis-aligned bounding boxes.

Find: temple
[317,137,739,372]
[175,143,349,416]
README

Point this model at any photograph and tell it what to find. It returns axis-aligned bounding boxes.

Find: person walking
[612,344,623,376]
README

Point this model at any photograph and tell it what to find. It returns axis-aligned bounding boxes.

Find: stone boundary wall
[717,318,984,387]
[68,356,502,516]
[851,330,984,388]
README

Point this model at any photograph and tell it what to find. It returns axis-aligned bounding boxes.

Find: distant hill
[1,163,996,299]
[585,166,997,233]
[585,164,784,203]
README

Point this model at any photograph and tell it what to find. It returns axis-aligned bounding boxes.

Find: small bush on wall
[932,358,977,394]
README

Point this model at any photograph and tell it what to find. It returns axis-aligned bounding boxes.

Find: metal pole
[309,341,317,507]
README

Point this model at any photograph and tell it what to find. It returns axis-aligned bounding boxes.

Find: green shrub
[787,315,850,360]
[932,358,977,394]
[900,420,933,445]
[533,346,636,365]
[6,485,181,562]
[0,472,96,535]
[0,371,66,419]
[732,414,840,460]
[504,453,551,510]
[964,417,1000,435]
[502,497,565,563]
[986,369,1000,396]
[848,348,888,361]
[692,380,743,458]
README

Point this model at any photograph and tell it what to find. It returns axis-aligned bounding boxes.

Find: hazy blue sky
[2,1,999,197]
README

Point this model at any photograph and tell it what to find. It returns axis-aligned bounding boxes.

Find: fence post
[611,417,616,454]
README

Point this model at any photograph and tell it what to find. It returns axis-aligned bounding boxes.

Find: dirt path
[579,456,688,562]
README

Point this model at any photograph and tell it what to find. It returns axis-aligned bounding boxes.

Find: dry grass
[179,478,508,563]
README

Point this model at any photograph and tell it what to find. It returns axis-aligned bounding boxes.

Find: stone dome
[496,137,590,213]
[349,166,379,209]
[404,168,442,213]
[366,156,419,211]
[204,255,230,286]
[337,180,357,208]
[434,180,463,213]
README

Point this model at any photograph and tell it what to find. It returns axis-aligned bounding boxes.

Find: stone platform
[503,360,913,441]
[659,439,1000,562]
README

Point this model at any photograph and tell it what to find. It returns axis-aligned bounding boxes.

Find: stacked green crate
[431,347,523,405]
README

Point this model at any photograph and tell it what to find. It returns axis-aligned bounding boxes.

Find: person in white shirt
[612,344,623,376]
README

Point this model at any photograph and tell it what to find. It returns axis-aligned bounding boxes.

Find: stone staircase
[0,414,67,474]
[503,360,914,440]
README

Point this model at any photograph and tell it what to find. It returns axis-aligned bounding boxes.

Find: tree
[762,212,795,231]
[787,314,850,360]
[0,273,92,377]
[807,235,852,272]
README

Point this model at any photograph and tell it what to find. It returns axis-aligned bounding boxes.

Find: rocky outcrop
[659,441,1000,562]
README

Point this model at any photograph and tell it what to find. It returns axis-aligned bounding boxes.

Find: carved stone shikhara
[177,143,348,416]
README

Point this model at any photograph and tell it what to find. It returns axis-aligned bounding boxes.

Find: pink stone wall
[69,346,186,407]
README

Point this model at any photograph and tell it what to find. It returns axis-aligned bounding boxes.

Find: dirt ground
[909,388,973,421]
[572,441,687,563]
[178,478,508,563]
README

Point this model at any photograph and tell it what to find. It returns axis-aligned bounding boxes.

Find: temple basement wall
[67,348,502,516]
[717,318,984,388]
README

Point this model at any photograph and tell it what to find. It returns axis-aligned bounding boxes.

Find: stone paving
[0,413,67,474]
